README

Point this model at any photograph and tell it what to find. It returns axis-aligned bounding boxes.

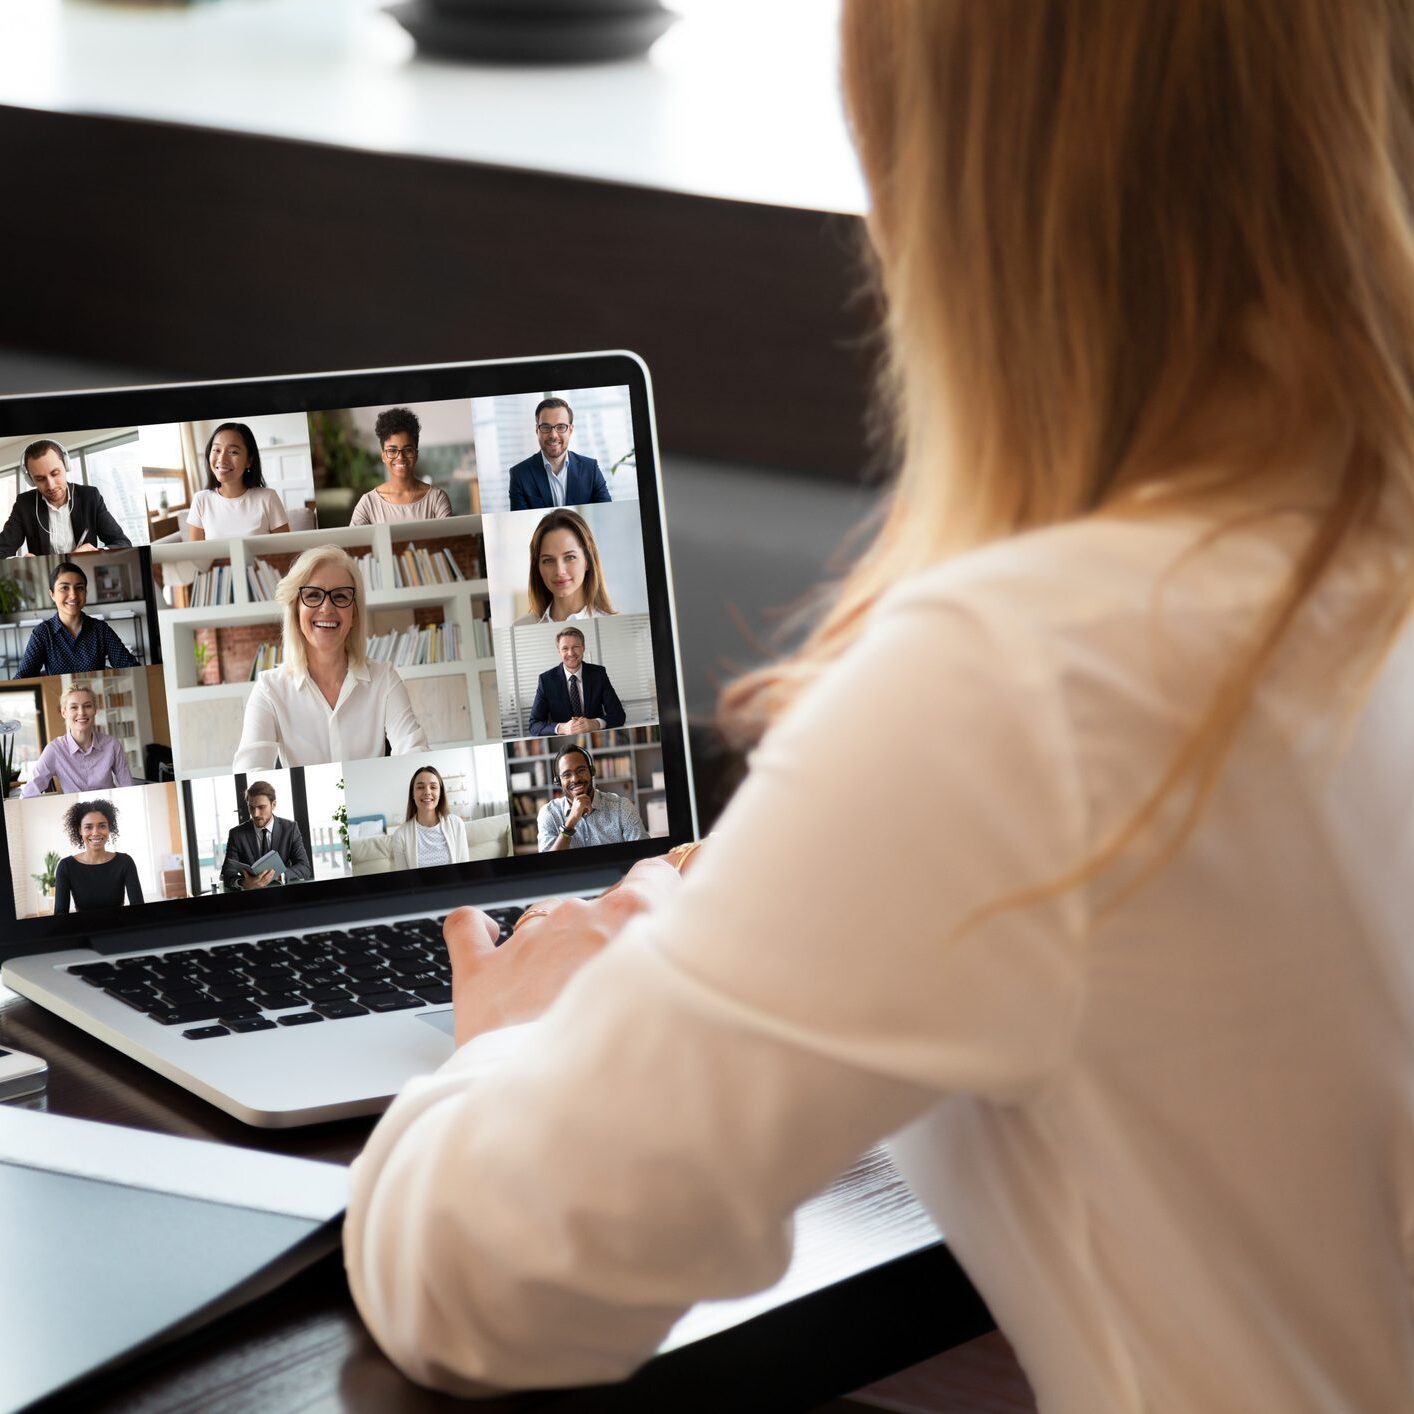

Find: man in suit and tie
[527,626,627,736]
[507,398,613,510]
[221,780,314,891]
[0,440,134,558]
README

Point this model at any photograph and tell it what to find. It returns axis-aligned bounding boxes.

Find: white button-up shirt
[234,658,428,769]
[542,454,568,507]
[45,495,75,554]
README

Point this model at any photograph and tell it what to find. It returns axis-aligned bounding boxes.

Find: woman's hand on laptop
[444,857,682,1047]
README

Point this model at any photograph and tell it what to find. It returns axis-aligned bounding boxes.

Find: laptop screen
[0,354,695,956]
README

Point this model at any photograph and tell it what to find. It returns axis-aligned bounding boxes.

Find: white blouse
[512,604,607,628]
[388,813,470,873]
[347,506,1414,1408]
[234,659,427,770]
[187,486,289,538]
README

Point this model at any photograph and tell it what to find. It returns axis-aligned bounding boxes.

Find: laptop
[0,351,698,1126]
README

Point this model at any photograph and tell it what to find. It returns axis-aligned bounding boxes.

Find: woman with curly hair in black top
[53,798,143,916]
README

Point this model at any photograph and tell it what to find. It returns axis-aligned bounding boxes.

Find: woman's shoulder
[445,812,468,835]
[884,512,1283,634]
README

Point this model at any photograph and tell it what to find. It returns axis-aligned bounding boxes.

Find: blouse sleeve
[345,588,1092,1395]
[389,822,413,874]
[53,857,71,917]
[111,742,134,788]
[21,742,55,797]
[122,855,144,907]
[430,488,453,518]
[447,813,469,863]
[185,492,207,531]
[17,625,46,679]
[384,670,428,756]
[349,493,374,527]
[234,678,281,770]
[102,624,138,669]
[262,490,290,532]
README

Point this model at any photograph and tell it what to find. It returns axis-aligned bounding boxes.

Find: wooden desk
[0,986,989,1412]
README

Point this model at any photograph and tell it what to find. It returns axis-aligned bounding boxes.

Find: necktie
[259,827,269,858]
[569,673,583,719]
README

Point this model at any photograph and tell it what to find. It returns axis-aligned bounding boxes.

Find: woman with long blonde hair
[348,3,1414,1405]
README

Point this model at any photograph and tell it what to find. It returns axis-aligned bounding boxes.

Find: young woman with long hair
[347,4,1414,1405]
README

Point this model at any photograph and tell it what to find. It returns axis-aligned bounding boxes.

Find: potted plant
[0,719,21,795]
[31,851,58,899]
[0,576,27,616]
[333,779,349,866]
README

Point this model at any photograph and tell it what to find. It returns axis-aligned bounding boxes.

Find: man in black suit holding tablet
[527,626,627,737]
[0,440,133,558]
[221,780,314,891]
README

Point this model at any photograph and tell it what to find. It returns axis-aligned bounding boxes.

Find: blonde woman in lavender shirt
[22,683,133,797]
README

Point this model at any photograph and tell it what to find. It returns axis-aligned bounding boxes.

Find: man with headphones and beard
[536,743,646,852]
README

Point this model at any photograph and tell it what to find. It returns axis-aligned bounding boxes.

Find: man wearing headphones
[536,744,646,852]
[0,439,134,558]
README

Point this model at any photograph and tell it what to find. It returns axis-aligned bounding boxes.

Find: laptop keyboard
[61,908,525,1040]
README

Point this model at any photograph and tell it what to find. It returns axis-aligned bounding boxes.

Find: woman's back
[872,505,1414,1409]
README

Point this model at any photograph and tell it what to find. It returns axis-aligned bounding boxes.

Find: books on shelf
[365,623,462,667]
[392,546,467,589]
[188,563,235,607]
[249,554,382,601]
[247,641,283,679]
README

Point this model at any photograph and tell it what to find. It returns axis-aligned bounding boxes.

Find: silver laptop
[0,352,697,1126]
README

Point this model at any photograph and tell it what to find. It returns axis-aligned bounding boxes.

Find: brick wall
[216,623,280,683]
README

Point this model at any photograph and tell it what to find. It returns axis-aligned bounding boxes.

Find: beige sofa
[350,813,513,876]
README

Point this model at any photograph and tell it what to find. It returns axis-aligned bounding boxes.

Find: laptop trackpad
[418,1010,456,1037]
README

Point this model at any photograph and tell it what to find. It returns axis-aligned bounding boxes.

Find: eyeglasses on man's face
[298,586,357,609]
[558,764,591,785]
[536,422,571,435]
[382,445,419,461]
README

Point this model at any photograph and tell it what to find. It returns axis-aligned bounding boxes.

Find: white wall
[342,743,508,831]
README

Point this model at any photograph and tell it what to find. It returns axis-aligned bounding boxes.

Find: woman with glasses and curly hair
[233,544,426,770]
[350,4,1414,1405]
[350,407,454,526]
[53,797,143,915]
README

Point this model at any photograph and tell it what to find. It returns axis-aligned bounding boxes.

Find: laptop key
[223,1015,278,1033]
[255,992,306,1010]
[347,978,398,996]
[104,985,159,1010]
[276,1012,325,1027]
[302,985,354,1003]
[69,962,118,979]
[410,984,453,1004]
[150,1001,227,1025]
[362,991,426,1012]
[183,1025,230,1040]
[207,984,259,1002]
[313,1000,371,1019]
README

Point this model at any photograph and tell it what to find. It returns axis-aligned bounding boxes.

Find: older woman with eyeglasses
[350,408,454,526]
[233,545,427,770]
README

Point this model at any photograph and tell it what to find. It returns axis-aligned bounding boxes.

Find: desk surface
[0,0,864,215]
[0,982,986,1412]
